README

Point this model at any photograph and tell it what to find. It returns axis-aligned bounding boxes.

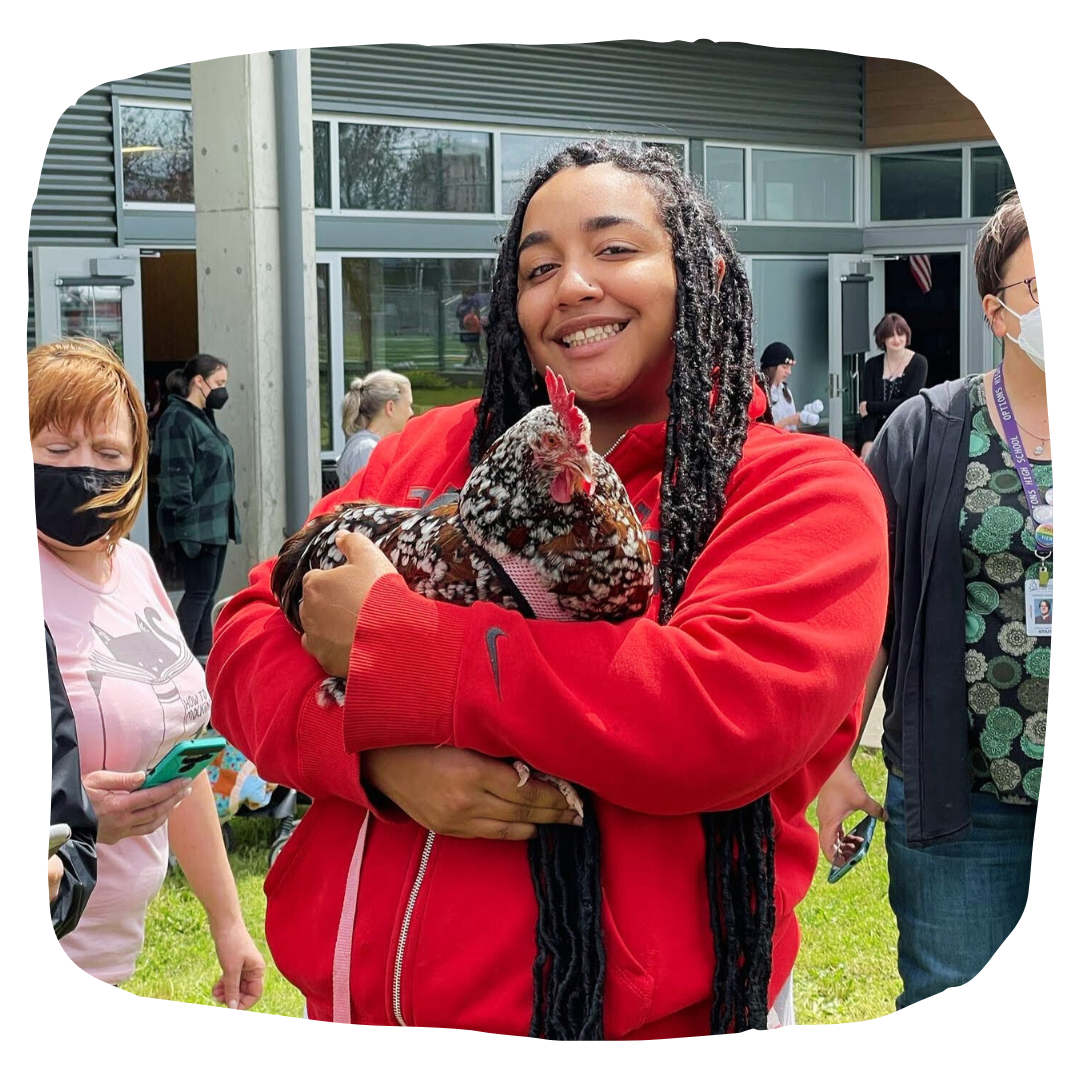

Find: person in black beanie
[759,342,822,431]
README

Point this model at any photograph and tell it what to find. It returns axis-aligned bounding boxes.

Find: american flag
[910,254,932,294]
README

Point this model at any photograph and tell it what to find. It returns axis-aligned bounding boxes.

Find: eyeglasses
[996,275,1038,306]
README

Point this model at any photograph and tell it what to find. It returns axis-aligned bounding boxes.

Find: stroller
[204,595,310,866]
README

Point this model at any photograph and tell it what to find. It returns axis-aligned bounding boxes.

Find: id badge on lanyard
[992,367,1052,634]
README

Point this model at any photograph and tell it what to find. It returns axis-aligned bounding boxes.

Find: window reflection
[752,150,854,223]
[316,264,331,451]
[872,149,962,221]
[341,257,495,380]
[971,146,1014,219]
[705,146,746,221]
[338,124,493,212]
[59,285,124,359]
[120,105,194,204]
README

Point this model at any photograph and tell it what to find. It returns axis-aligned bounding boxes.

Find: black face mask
[34,464,132,548]
[205,386,229,410]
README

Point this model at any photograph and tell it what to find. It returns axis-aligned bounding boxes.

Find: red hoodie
[207,386,889,1038]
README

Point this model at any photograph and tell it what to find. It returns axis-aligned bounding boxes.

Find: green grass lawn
[127,749,898,1025]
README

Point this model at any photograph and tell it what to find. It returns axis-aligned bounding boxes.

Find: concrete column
[190,51,320,598]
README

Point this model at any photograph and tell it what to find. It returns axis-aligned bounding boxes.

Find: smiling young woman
[208,142,889,1039]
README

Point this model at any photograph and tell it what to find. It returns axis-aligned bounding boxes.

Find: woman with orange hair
[31,338,264,1006]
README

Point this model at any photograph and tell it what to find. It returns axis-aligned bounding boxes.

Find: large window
[313,120,331,209]
[340,257,495,380]
[704,145,746,221]
[338,124,493,213]
[120,104,194,204]
[751,150,854,223]
[971,145,1015,218]
[119,104,337,211]
[320,120,688,216]
[317,263,332,451]
[872,149,962,221]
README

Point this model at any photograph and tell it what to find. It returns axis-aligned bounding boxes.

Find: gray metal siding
[28,66,191,251]
[27,259,35,352]
[109,64,192,99]
[311,42,864,146]
[30,89,117,247]
[122,210,196,246]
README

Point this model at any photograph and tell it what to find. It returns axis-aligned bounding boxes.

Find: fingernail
[229,1000,239,1010]
[573,815,584,827]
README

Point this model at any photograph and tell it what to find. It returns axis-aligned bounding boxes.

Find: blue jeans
[884,772,1037,1010]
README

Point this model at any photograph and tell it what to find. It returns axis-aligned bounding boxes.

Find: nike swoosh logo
[486,627,507,700]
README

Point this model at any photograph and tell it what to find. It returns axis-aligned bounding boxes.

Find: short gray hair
[341,369,411,436]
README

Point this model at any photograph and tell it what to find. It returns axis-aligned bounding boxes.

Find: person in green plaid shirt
[156,355,241,659]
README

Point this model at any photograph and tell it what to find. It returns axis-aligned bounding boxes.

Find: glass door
[32,247,148,549]
[827,254,881,450]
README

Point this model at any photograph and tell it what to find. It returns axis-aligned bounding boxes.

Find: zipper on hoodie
[602,431,629,461]
[392,828,436,1026]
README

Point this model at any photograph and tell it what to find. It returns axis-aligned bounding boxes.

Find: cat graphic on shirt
[87,607,209,755]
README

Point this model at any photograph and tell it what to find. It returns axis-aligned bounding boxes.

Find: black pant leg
[175,544,227,657]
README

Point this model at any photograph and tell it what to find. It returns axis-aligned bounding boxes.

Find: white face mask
[996,298,1044,370]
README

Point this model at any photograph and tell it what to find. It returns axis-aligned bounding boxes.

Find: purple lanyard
[991,365,1050,558]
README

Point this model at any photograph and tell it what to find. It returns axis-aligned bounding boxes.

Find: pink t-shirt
[39,539,212,984]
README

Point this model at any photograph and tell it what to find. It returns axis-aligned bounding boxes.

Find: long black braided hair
[472,141,775,1039]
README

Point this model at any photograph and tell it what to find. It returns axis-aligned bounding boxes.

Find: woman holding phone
[31,337,264,1004]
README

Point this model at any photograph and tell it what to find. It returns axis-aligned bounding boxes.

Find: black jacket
[867,377,973,848]
[47,624,98,938]
[860,352,929,445]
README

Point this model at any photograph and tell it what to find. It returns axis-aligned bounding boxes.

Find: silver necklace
[984,372,1050,455]
[884,353,907,380]
[1014,417,1051,456]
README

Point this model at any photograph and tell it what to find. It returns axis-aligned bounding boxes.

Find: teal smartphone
[141,736,227,789]
[827,815,877,884]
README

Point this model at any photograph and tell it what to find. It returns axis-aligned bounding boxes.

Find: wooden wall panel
[865,57,993,147]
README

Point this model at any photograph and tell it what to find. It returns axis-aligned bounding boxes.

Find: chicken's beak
[564,456,595,497]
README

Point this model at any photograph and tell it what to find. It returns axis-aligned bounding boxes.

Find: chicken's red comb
[544,367,585,445]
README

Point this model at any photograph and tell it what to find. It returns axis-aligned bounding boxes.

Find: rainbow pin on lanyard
[992,366,1052,585]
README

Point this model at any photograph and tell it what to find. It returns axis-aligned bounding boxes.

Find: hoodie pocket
[262,801,345,1006]
[601,887,655,1038]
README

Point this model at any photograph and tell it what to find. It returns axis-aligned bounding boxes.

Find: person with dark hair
[858,314,928,459]
[47,622,98,939]
[207,142,889,1038]
[759,341,823,430]
[156,354,241,659]
[816,190,1048,1009]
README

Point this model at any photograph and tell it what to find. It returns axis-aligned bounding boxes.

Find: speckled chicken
[270,369,653,812]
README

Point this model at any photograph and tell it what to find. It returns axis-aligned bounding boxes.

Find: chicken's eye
[542,433,559,449]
